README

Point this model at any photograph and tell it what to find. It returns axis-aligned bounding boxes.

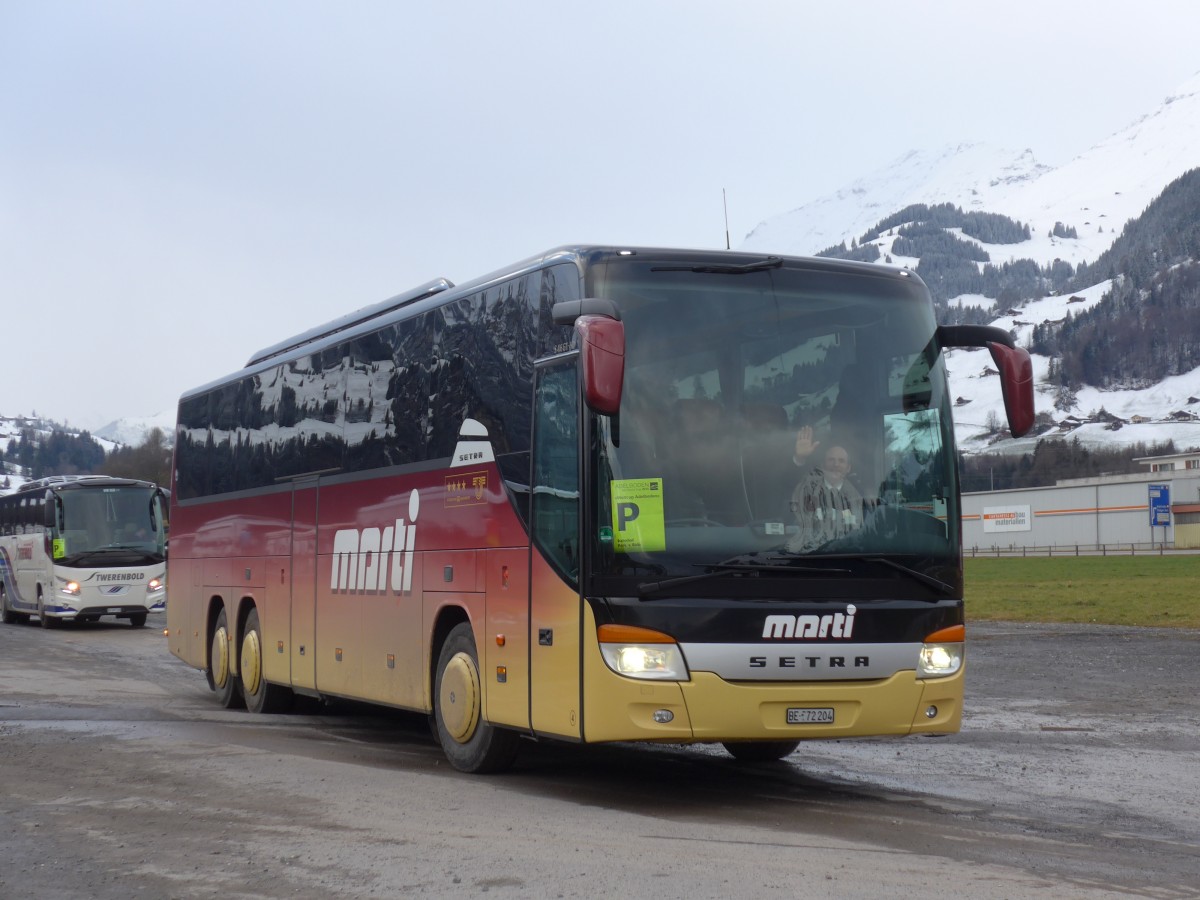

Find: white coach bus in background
[0,475,168,628]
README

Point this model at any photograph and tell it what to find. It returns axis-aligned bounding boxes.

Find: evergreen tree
[99,428,173,487]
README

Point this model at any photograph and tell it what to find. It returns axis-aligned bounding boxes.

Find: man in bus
[787,435,865,552]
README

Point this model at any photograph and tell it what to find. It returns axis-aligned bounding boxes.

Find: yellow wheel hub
[439,652,480,743]
[241,628,262,696]
[212,626,231,688]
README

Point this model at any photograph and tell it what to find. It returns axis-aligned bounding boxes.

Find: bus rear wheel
[722,740,801,762]
[433,622,519,774]
[210,608,244,709]
[240,608,292,714]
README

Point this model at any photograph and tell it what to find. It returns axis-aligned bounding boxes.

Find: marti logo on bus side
[331,489,420,595]
[329,420,500,596]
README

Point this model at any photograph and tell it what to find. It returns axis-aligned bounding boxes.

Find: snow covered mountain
[742,72,1200,456]
[94,412,176,448]
[743,72,1200,271]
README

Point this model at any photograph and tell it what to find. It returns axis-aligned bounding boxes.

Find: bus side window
[532,363,580,584]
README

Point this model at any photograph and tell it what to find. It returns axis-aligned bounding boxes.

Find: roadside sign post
[1148,483,1171,547]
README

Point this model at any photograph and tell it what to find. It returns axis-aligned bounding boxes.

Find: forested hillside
[4,428,106,478]
[819,202,1076,326]
[1031,169,1200,390]
[819,171,1200,397]
[1,424,171,489]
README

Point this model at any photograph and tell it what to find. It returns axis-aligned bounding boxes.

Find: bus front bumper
[581,667,963,744]
[42,602,164,622]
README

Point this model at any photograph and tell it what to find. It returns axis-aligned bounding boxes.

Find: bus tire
[210,608,244,709]
[37,589,59,629]
[722,740,801,762]
[240,608,292,714]
[129,612,148,628]
[433,622,519,774]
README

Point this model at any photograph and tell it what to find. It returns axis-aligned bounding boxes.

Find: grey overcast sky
[2,0,1198,429]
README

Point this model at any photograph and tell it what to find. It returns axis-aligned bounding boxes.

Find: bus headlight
[919,624,964,678]
[597,624,689,681]
[60,580,81,596]
[147,578,165,594]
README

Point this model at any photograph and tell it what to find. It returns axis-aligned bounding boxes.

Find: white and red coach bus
[1,475,168,628]
[166,246,1033,772]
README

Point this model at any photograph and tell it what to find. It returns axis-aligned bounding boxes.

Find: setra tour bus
[0,475,168,628]
[166,246,1034,772]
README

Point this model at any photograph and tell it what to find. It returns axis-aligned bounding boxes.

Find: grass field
[963,556,1200,628]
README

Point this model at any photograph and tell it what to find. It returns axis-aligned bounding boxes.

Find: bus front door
[528,359,583,740]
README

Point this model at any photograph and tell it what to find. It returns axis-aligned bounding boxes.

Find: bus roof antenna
[723,188,730,250]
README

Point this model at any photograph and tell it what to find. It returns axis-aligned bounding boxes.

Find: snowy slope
[94,411,176,447]
[743,72,1200,271]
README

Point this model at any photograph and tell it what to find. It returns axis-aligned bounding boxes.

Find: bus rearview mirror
[936,325,1035,438]
[576,315,625,417]
[987,341,1035,438]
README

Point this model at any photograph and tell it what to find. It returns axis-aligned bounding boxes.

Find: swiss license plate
[787,707,834,725]
[107,607,122,614]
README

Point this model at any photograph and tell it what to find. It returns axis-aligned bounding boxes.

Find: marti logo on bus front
[762,605,856,640]
[331,490,420,594]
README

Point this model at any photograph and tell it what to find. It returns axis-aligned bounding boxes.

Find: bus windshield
[55,485,167,563]
[587,257,960,595]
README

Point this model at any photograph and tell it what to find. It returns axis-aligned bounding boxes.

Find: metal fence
[966,543,1196,557]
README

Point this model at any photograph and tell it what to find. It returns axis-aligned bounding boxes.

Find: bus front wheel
[129,612,147,628]
[37,589,59,630]
[433,622,519,774]
[240,608,292,714]
[722,740,801,762]
[209,608,244,709]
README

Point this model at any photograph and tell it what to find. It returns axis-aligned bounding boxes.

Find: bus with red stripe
[1,476,168,628]
[165,246,1033,772]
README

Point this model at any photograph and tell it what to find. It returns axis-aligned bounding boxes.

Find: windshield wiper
[863,557,956,596]
[650,256,783,275]
[768,552,956,597]
[638,560,849,598]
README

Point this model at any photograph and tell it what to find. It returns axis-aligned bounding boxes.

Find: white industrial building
[960,450,1200,552]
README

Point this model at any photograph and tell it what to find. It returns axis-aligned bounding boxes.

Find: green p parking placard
[610,478,666,552]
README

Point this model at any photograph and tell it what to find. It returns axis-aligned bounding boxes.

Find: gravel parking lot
[1,619,1197,898]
